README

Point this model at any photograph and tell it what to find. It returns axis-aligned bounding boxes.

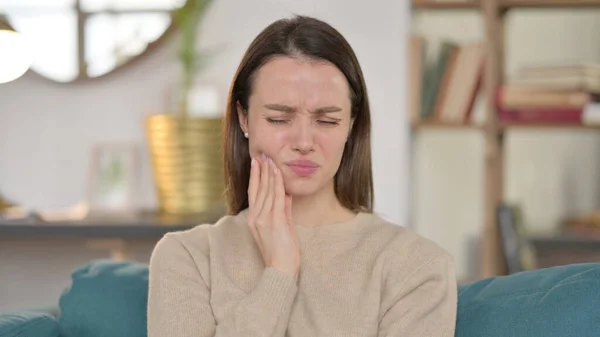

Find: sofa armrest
[457,262,600,337]
[0,311,60,337]
[25,306,61,319]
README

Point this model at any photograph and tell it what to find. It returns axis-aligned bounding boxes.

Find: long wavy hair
[222,15,373,215]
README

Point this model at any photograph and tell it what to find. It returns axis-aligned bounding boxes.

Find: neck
[290,182,356,227]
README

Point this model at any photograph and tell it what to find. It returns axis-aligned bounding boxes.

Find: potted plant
[145,0,224,216]
[174,0,212,116]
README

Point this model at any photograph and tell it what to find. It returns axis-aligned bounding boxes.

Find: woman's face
[238,56,353,198]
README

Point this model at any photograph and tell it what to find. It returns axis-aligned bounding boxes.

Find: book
[497,203,538,274]
[420,41,459,120]
[436,42,485,123]
[496,86,592,109]
[498,107,582,124]
[409,35,426,124]
[510,63,600,93]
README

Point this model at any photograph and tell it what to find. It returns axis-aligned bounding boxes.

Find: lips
[285,159,319,177]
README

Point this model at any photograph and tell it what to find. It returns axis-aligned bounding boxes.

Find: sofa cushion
[456,262,600,337]
[58,259,148,337]
[0,311,59,337]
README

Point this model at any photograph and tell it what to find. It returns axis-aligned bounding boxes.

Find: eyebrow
[263,104,342,114]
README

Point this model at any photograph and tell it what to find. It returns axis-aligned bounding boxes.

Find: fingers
[246,157,260,247]
[247,155,267,260]
[261,157,275,219]
[247,158,259,210]
[273,160,285,222]
[249,153,287,230]
[284,194,298,248]
[254,153,270,217]
[285,194,293,227]
[246,153,299,275]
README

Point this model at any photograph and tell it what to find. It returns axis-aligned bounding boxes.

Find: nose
[290,119,315,155]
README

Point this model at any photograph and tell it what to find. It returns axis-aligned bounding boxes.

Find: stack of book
[562,208,600,237]
[497,203,538,274]
[409,36,485,125]
[497,63,600,125]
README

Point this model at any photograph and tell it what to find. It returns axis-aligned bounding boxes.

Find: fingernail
[261,153,266,162]
[250,158,255,167]
[271,160,279,175]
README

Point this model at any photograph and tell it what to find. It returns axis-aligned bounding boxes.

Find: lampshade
[0,16,34,84]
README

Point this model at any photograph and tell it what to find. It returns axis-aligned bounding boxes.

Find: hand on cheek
[246,151,299,279]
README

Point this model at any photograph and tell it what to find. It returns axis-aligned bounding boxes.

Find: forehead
[251,56,350,105]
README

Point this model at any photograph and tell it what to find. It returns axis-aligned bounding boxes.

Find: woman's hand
[246,153,301,280]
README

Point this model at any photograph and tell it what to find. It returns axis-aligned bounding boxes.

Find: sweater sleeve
[147,234,299,337]
[378,253,458,337]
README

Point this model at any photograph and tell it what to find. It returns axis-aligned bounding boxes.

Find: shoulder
[150,210,249,266]
[364,212,455,276]
[373,215,458,335]
[366,214,457,315]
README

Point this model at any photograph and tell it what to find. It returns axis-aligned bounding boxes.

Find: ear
[237,101,248,134]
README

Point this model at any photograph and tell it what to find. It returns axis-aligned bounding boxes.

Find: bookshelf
[413,1,480,9]
[411,121,484,130]
[413,0,600,10]
[500,123,600,130]
[410,0,600,279]
[502,0,600,9]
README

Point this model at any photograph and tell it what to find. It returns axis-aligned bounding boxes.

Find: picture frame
[86,142,140,215]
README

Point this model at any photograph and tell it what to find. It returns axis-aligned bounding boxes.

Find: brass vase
[145,114,225,215]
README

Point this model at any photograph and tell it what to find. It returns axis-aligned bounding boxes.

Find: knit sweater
[147,209,457,337]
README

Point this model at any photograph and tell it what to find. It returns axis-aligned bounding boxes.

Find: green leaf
[172,0,214,115]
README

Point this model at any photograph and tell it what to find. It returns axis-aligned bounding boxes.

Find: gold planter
[146,114,224,215]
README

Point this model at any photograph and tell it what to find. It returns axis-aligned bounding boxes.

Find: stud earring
[244,132,249,138]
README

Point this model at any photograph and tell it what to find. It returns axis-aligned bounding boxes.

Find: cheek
[315,131,347,159]
[248,127,286,158]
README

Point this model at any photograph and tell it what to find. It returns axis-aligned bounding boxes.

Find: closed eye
[266,118,290,125]
[317,120,339,126]
[266,117,341,126]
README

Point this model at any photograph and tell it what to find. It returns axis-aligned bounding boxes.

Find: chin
[283,179,322,197]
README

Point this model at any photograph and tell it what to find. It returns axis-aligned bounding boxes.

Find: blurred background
[1,0,600,312]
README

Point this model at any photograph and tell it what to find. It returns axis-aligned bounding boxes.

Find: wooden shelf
[411,121,483,130]
[502,0,600,9]
[412,0,600,10]
[412,1,480,9]
[0,208,225,239]
[412,122,600,131]
[501,123,600,130]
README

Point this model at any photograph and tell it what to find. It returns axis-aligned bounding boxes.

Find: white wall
[412,8,600,279]
[0,0,410,311]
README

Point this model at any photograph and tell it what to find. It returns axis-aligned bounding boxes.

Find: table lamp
[0,14,33,84]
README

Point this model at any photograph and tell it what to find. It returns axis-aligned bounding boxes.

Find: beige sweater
[147,209,457,337]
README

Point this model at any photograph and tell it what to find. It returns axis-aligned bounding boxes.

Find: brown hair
[222,15,373,215]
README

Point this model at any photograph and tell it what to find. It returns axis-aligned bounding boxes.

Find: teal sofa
[1,260,599,337]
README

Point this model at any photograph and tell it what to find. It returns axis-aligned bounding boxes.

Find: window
[1,0,185,82]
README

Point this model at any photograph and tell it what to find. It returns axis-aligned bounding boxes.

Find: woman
[148,15,457,337]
